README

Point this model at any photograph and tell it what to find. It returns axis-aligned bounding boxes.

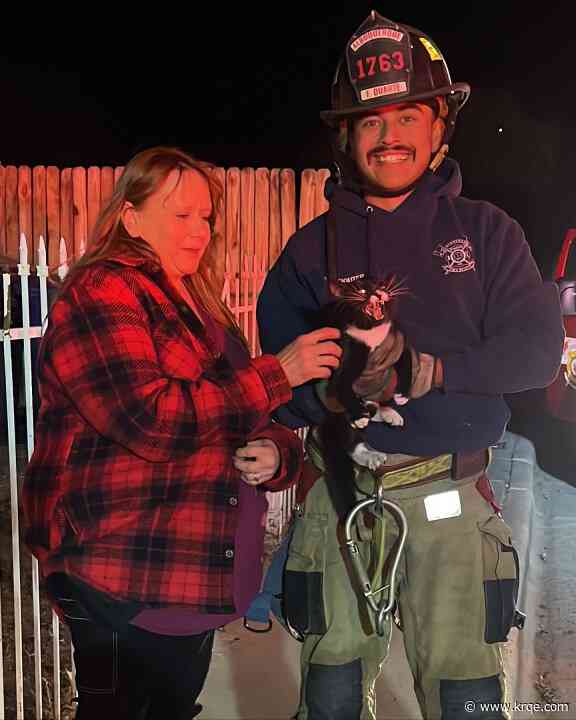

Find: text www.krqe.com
[465,700,570,713]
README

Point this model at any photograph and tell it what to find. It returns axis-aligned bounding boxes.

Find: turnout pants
[284,449,520,720]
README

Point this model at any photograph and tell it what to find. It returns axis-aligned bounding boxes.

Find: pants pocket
[57,597,92,623]
[47,577,118,695]
[478,515,521,643]
[284,514,328,637]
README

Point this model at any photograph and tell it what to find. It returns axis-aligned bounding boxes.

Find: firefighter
[257,11,564,720]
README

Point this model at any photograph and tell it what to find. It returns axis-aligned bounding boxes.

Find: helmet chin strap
[429,144,449,172]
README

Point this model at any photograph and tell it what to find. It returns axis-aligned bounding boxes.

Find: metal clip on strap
[344,494,408,637]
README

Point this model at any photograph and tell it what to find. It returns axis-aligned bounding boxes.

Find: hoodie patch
[337,273,366,283]
[433,238,476,275]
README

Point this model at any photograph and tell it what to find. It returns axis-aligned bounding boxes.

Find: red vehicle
[546,228,576,422]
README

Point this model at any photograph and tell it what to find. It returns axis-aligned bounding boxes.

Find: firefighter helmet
[321,11,470,147]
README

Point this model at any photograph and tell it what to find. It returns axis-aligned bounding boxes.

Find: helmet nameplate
[346,19,413,106]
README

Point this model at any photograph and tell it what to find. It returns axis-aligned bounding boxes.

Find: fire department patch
[433,238,476,275]
[346,16,413,106]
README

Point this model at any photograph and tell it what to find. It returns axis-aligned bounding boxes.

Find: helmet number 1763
[356,53,405,79]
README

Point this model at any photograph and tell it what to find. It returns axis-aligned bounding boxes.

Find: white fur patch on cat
[350,442,388,470]
[345,321,391,350]
[371,406,404,426]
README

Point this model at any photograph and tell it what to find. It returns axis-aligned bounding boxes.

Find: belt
[374,448,490,489]
[301,428,490,498]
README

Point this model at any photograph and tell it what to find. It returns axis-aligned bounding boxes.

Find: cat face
[325,275,406,330]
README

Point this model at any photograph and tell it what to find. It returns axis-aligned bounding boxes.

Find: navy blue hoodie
[257,159,564,455]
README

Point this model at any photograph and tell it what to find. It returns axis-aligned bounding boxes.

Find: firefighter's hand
[409,352,443,398]
[353,335,443,401]
[352,329,406,399]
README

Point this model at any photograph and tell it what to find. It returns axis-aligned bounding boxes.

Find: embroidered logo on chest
[336,273,366,283]
[433,238,476,275]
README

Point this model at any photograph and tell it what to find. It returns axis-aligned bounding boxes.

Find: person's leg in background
[144,630,214,720]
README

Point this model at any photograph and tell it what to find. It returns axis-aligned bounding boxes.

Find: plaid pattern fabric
[22,257,302,611]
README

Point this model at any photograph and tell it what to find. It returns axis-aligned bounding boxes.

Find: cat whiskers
[379,274,411,300]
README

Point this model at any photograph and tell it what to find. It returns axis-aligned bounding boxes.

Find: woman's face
[123,168,213,278]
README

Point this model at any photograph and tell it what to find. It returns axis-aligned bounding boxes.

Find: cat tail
[319,415,359,522]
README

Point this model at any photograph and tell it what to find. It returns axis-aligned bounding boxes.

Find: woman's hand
[276,327,341,388]
[233,438,281,486]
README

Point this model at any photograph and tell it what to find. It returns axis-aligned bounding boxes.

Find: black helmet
[321,11,470,147]
[320,10,470,127]
[322,11,470,196]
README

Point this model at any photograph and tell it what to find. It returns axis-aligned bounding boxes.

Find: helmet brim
[320,82,471,128]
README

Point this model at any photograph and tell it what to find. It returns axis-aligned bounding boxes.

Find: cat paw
[374,407,404,426]
[366,452,389,470]
[351,417,370,429]
[350,442,388,470]
[393,394,409,406]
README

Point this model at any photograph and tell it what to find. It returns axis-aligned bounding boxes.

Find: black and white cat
[317,275,412,518]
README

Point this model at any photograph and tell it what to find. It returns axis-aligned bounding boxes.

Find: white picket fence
[1,236,297,719]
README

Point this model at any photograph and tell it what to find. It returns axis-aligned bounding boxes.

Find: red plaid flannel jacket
[22,257,302,612]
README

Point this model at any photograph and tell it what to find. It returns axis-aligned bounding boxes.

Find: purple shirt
[131,312,266,635]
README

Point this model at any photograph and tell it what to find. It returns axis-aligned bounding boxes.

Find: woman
[21,147,341,720]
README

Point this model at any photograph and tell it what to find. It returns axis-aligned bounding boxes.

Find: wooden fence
[0,165,332,287]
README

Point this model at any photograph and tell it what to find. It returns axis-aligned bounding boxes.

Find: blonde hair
[59,146,243,336]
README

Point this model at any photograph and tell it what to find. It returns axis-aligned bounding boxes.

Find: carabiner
[344,495,407,636]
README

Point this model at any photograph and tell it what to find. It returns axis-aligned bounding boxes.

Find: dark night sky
[2,5,574,273]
